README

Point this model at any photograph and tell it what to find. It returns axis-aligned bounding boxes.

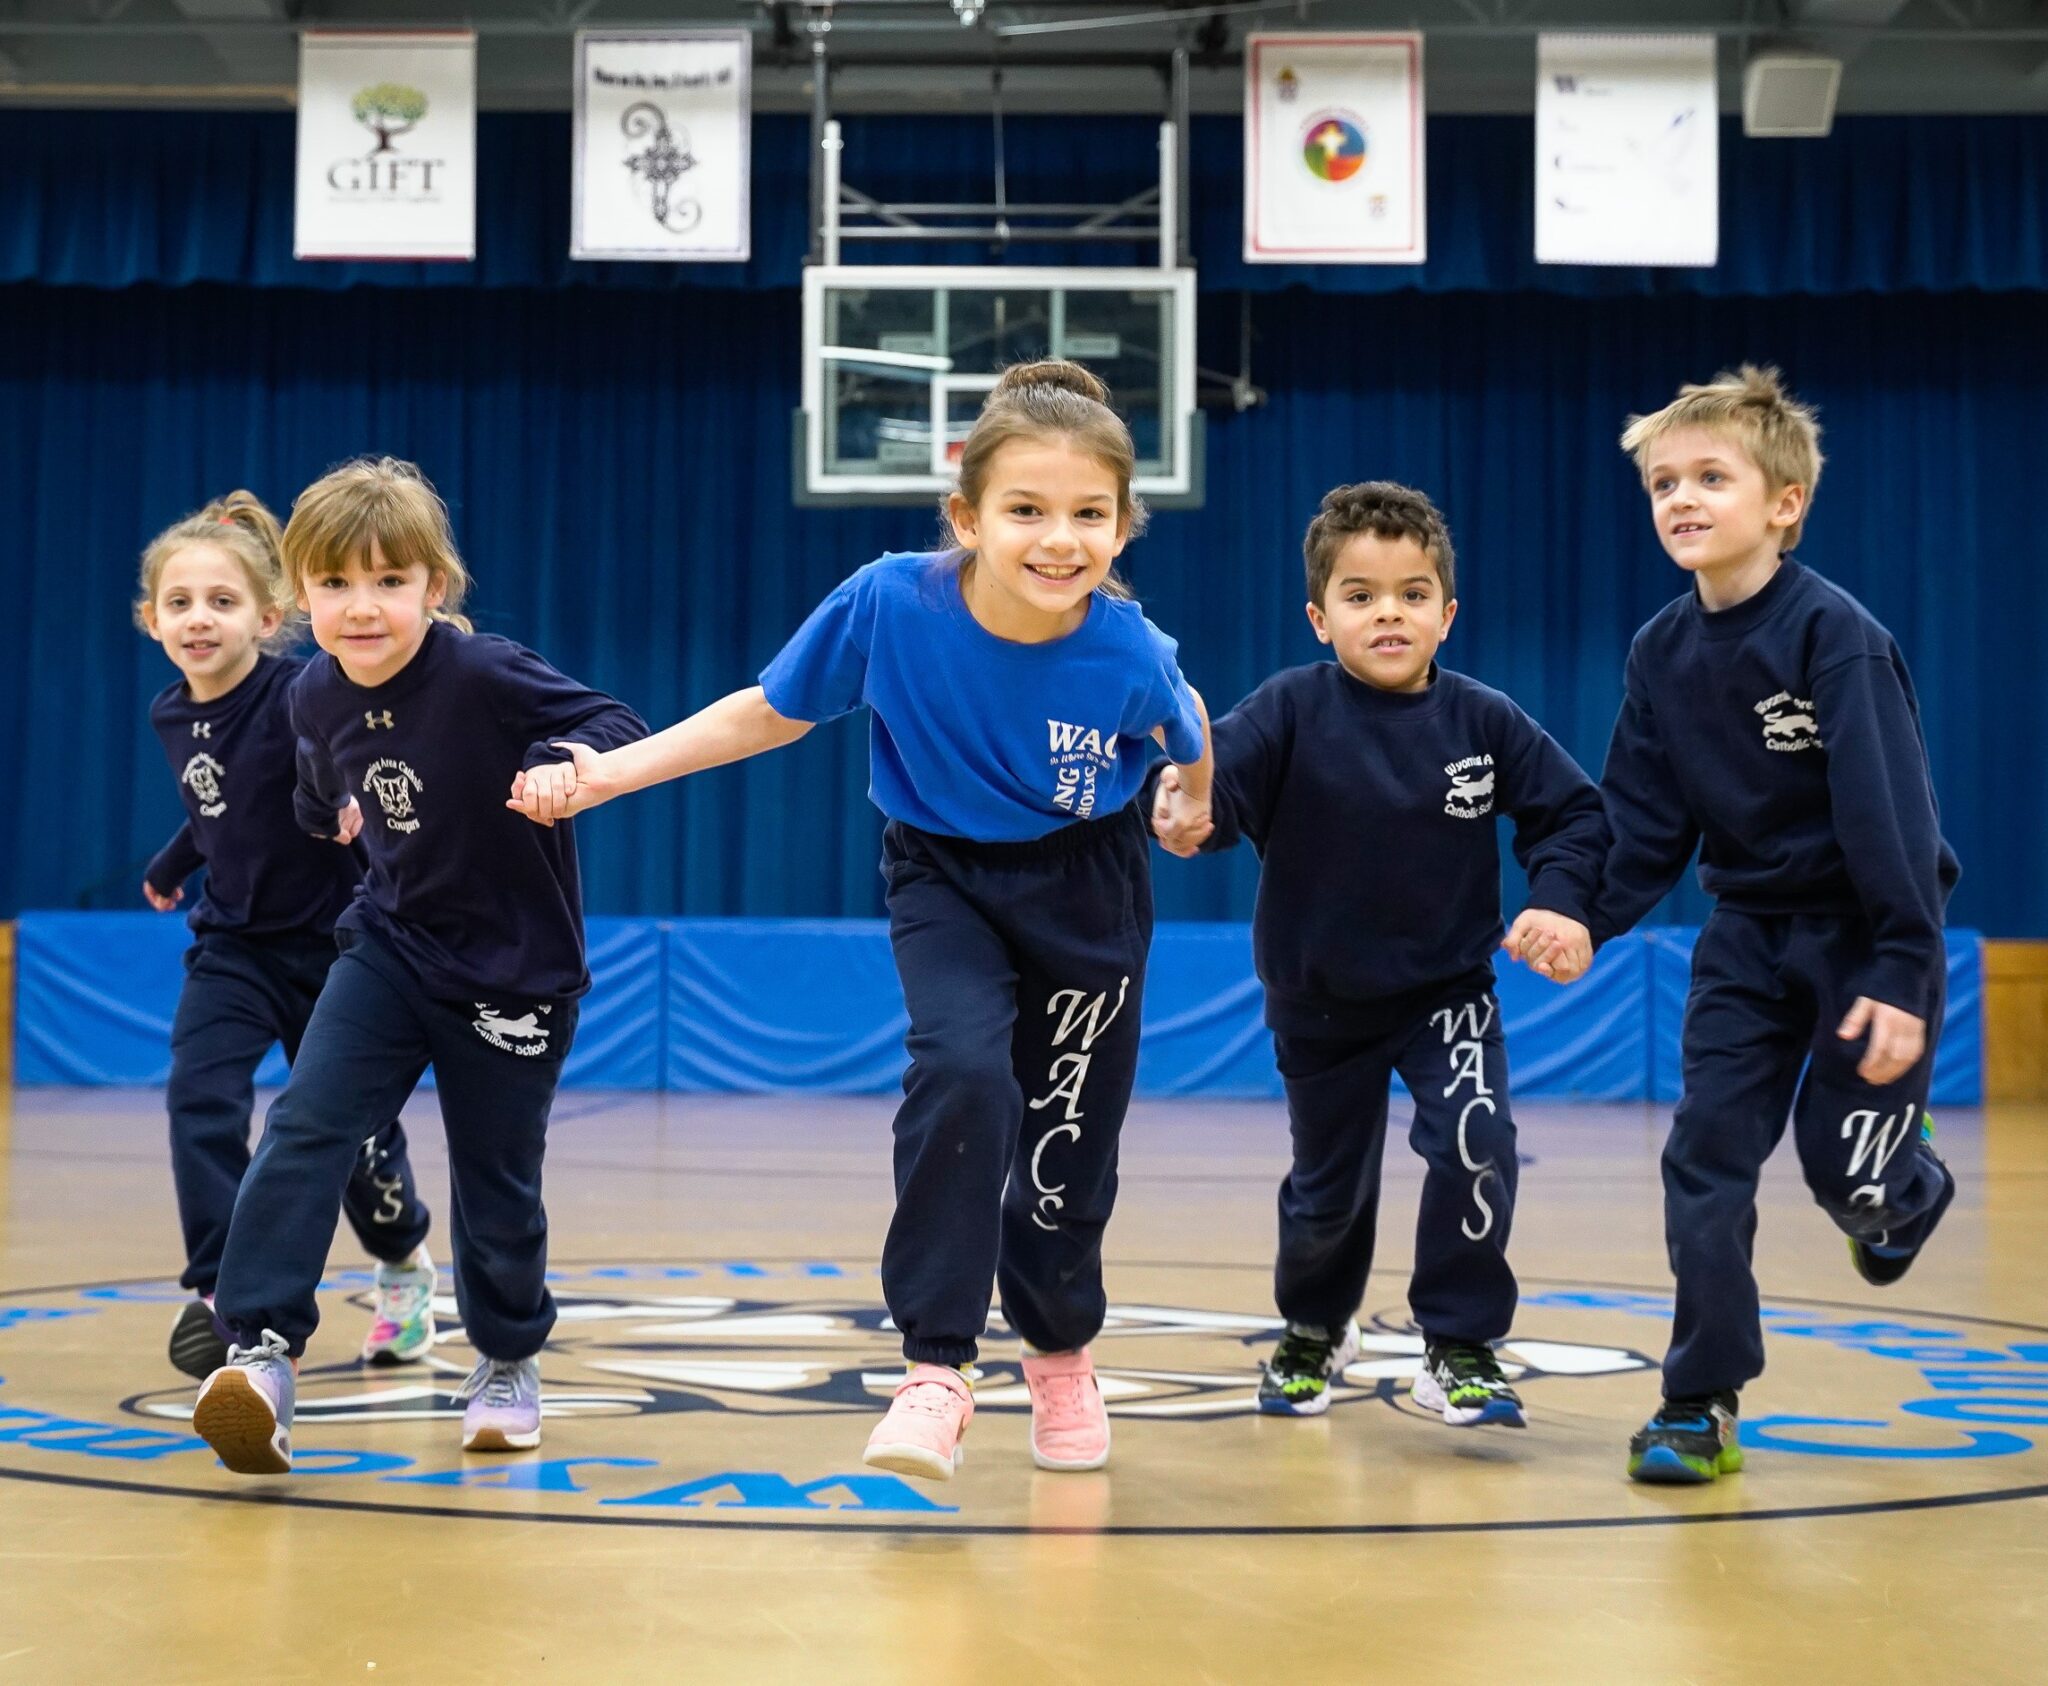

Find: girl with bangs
[137,491,434,1385]
[190,459,646,1474]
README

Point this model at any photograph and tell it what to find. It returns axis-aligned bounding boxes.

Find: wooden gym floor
[0,1086,2042,1685]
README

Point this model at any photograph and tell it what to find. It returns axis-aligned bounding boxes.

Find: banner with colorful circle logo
[1243,34,1425,265]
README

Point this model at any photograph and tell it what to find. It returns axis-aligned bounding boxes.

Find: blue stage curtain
[4,280,2041,933]
[4,110,2047,296]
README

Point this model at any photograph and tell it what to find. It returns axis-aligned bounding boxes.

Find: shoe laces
[1272,1326,1336,1376]
[898,1375,966,1419]
[227,1327,289,1367]
[454,1357,530,1407]
[1030,1365,1093,1415]
[1431,1343,1507,1387]
[376,1269,432,1322]
[1649,1395,1722,1431]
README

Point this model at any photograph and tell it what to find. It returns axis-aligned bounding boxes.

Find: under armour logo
[191,722,212,738]
[366,710,395,730]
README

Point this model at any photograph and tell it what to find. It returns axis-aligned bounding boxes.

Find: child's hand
[507,742,611,827]
[1837,997,1926,1086]
[143,880,182,912]
[334,796,363,845]
[1150,764,1213,858]
[1503,909,1593,983]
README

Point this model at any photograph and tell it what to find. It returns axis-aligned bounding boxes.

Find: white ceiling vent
[1743,52,1843,138]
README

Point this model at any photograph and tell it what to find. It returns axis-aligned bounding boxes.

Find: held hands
[1150,763,1214,858]
[507,741,611,828]
[335,797,363,845]
[1838,997,1927,1086]
[1502,909,1593,984]
[142,880,183,912]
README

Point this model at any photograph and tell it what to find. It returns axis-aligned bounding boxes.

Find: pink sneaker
[863,1363,973,1482]
[1022,1347,1111,1472]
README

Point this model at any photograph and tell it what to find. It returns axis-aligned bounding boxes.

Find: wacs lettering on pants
[1024,979,1129,1232]
[1842,1104,1917,1218]
[1430,995,1500,1241]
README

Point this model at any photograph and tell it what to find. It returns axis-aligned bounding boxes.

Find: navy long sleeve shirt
[1189,662,1608,1035]
[1590,559,1958,1018]
[146,653,360,936]
[290,624,648,1001]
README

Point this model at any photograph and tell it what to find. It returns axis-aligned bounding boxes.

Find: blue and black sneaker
[1628,1390,1741,1484]
[1848,1112,1955,1288]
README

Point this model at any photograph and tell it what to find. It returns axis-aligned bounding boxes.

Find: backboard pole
[1171,44,1192,268]
[1157,120,1177,271]
[821,119,844,266]
[807,32,831,264]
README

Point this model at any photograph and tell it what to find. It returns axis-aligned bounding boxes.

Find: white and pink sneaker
[1022,1347,1111,1472]
[863,1363,973,1482]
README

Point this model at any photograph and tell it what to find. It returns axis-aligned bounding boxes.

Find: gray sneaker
[192,1328,297,1474]
[456,1355,542,1452]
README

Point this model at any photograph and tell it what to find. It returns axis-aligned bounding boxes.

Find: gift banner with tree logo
[572,30,752,262]
[294,31,476,261]
[1243,33,1425,264]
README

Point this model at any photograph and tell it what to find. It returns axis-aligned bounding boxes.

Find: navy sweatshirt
[1189,662,1608,1035]
[146,653,360,937]
[1591,559,1958,1018]
[290,624,648,1001]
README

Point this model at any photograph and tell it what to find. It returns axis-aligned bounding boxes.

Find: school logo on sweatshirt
[1047,718,1121,821]
[1756,691,1821,753]
[472,1002,552,1055]
[180,753,227,819]
[1443,754,1495,818]
[363,757,424,834]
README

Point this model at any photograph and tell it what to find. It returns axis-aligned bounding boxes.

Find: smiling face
[140,543,282,703]
[1308,530,1456,693]
[1643,424,1807,580]
[947,436,1130,641]
[299,536,447,688]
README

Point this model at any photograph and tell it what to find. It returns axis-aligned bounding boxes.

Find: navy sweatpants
[215,928,577,1361]
[168,930,428,1295]
[1272,978,1519,1345]
[881,805,1153,1366]
[1664,909,1952,1398]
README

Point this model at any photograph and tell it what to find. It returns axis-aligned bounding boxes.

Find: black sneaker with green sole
[1628,1390,1742,1484]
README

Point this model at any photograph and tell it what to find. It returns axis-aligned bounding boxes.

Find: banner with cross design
[571,30,752,263]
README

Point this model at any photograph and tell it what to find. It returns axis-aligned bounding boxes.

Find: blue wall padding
[13,912,662,1092]
[12,913,1983,1104]
[665,919,909,1094]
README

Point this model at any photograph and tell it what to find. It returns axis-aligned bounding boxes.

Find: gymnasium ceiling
[4,0,2048,114]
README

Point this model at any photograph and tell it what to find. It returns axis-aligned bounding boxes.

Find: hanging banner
[572,30,752,263]
[1536,34,1719,268]
[295,31,476,261]
[1243,33,1425,265]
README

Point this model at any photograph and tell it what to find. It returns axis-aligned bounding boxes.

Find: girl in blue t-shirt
[517,360,1214,1482]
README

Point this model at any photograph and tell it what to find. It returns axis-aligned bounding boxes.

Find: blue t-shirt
[760,551,1205,842]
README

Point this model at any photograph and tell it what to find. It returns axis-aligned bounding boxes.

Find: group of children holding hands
[136,356,1955,1493]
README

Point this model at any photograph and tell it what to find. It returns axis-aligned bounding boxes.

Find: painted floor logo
[2,1260,2045,1535]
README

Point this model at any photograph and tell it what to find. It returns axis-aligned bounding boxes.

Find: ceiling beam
[169,0,291,84]
[1783,0,1910,63]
